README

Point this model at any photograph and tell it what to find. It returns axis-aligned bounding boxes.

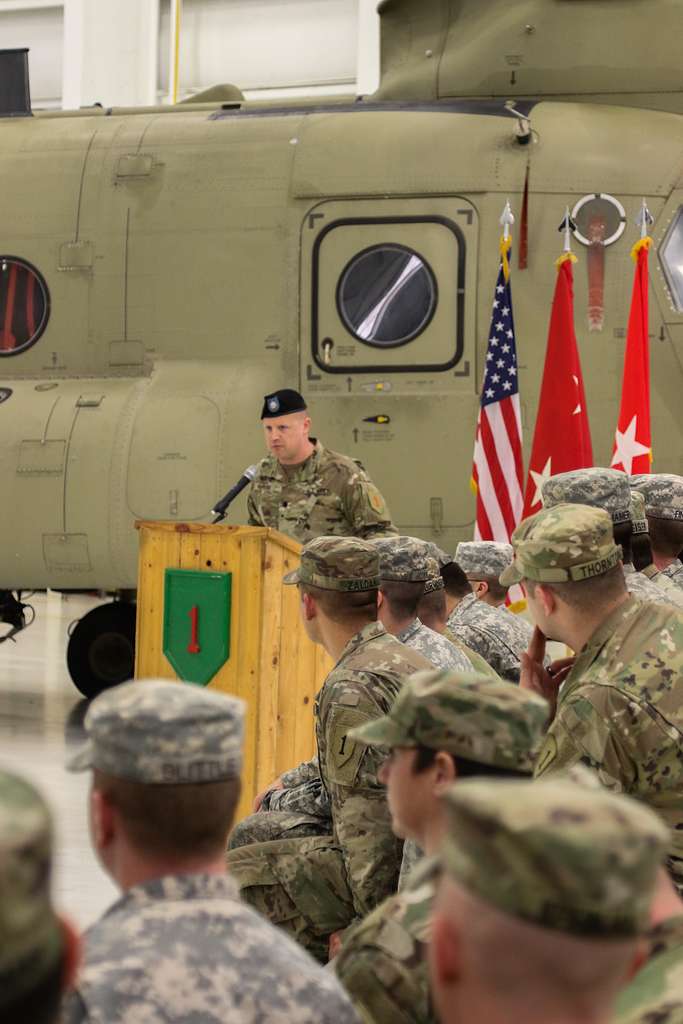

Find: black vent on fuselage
[0,49,31,118]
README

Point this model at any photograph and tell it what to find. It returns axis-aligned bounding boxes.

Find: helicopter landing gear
[67,601,136,699]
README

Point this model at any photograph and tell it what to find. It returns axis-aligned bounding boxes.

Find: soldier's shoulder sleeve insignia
[325,705,373,787]
[366,484,387,515]
[534,734,558,776]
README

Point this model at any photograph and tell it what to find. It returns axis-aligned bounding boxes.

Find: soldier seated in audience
[61,680,358,1024]
[373,536,473,671]
[454,540,519,609]
[615,868,683,1023]
[506,502,683,895]
[430,776,667,1024]
[442,560,531,683]
[631,473,683,588]
[226,537,431,962]
[542,467,683,609]
[0,770,78,1024]
[332,670,548,1024]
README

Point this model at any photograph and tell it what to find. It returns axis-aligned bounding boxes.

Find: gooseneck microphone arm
[212,464,259,524]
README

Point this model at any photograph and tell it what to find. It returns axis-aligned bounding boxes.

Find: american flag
[471,240,524,543]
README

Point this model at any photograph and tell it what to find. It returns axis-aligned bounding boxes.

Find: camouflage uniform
[543,467,683,609]
[247,439,396,543]
[632,473,683,590]
[398,618,473,672]
[333,670,548,1024]
[615,915,683,1023]
[226,537,432,961]
[501,503,683,894]
[443,627,506,683]
[63,680,358,1024]
[446,593,532,683]
[0,770,62,1017]
[439,775,668,938]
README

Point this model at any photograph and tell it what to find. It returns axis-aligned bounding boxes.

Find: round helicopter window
[0,257,50,357]
[337,244,437,347]
[570,194,626,247]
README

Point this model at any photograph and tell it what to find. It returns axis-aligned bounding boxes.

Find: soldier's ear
[433,751,457,791]
[89,784,116,852]
[536,583,557,616]
[301,590,317,621]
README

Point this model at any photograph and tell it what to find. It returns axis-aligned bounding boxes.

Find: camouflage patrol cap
[67,679,245,783]
[283,535,380,591]
[348,670,549,772]
[455,541,513,580]
[0,771,62,1005]
[439,776,668,938]
[629,489,649,535]
[542,467,631,524]
[373,536,439,583]
[423,541,452,570]
[499,503,622,585]
[631,473,683,521]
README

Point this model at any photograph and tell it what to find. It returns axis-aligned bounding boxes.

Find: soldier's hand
[252,778,284,813]
[520,628,573,719]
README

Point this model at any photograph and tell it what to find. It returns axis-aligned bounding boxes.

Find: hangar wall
[0,0,379,108]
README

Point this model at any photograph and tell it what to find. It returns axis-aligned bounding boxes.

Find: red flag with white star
[611,237,652,475]
[523,253,594,517]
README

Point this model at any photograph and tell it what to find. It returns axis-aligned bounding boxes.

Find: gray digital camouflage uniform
[247,439,396,543]
[439,775,668,937]
[61,874,359,1024]
[446,592,532,683]
[615,915,683,1024]
[63,679,358,1024]
[543,467,683,609]
[0,770,62,1017]
[455,540,513,585]
[226,537,432,961]
[332,671,548,1024]
[632,473,683,591]
[398,619,473,672]
[500,503,683,895]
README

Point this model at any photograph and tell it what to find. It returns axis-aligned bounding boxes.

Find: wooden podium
[134,522,331,821]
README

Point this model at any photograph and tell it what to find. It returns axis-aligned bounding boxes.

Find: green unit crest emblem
[163,569,232,686]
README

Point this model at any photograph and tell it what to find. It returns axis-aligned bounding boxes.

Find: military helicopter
[1,0,682,697]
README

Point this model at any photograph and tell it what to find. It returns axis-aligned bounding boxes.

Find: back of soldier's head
[68,680,245,860]
[0,771,65,1024]
[455,542,512,603]
[432,776,667,1018]
[631,473,683,559]
[373,537,442,620]
[285,535,380,625]
[441,561,472,600]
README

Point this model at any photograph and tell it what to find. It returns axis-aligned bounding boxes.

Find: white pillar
[62,0,160,110]
[356,0,380,96]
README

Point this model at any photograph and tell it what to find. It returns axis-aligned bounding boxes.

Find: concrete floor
[0,590,118,930]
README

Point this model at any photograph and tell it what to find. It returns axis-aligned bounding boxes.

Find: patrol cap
[0,771,62,1005]
[260,388,307,420]
[348,670,549,773]
[500,503,622,586]
[455,541,513,580]
[439,776,668,938]
[631,473,683,521]
[67,679,245,784]
[423,541,452,570]
[542,467,631,524]
[283,535,380,591]
[373,536,439,583]
[629,490,649,536]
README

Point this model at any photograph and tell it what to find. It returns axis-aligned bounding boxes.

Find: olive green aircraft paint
[0,0,682,599]
[163,569,232,686]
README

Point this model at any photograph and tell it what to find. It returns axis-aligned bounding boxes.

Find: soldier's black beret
[261,389,308,419]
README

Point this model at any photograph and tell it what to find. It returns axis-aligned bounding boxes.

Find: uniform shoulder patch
[366,484,387,515]
[325,706,373,787]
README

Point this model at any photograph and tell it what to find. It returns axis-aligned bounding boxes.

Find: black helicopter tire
[67,602,136,700]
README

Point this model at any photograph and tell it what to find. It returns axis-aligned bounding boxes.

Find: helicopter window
[0,258,50,356]
[336,244,438,348]
[660,208,683,313]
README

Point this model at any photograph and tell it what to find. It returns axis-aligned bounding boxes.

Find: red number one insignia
[187,605,201,654]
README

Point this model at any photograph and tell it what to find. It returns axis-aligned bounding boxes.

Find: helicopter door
[299,197,479,547]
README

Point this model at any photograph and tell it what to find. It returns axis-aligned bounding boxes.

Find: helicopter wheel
[67,602,136,699]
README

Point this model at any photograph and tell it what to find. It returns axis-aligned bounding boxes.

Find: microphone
[212,464,259,523]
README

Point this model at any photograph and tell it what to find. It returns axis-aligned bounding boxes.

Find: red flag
[523,253,593,517]
[611,238,652,475]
